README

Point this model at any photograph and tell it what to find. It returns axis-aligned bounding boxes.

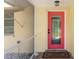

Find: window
[51,16,61,44]
[4,10,14,35]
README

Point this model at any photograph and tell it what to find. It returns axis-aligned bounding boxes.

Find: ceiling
[4,0,71,7]
[28,0,68,6]
[4,0,33,11]
[4,0,32,7]
[28,0,53,6]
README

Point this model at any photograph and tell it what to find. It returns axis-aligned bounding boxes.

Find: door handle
[48,29,50,34]
[48,31,50,34]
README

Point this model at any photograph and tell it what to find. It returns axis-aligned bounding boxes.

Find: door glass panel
[51,15,61,44]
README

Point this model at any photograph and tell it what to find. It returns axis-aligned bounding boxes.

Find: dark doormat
[42,50,73,59]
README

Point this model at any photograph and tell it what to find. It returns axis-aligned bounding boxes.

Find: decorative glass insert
[4,10,14,35]
[51,15,61,44]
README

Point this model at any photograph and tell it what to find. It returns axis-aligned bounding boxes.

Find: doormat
[42,50,73,58]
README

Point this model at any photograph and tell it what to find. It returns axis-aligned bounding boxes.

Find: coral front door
[48,11,64,49]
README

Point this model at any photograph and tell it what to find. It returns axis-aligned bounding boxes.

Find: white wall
[4,6,34,53]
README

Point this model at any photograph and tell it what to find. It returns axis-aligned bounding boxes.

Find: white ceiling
[4,0,70,7]
[28,0,68,6]
[28,0,53,6]
[4,0,32,8]
[4,0,33,11]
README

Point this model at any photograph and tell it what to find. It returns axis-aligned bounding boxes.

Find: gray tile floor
[4,53,32,59]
